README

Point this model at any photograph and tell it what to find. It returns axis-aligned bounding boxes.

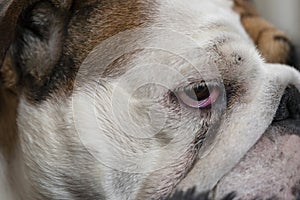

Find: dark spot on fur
[292,180,300,200]
[273,35,290,44]
[224,81,244,107]
[266,196,279,200]
[25,55,77,102]
[8,1,77,103]
[166,186,300,200]
[241,13,255,19]
[274,85,300,121]
[166,187,236,200]
[273,35,298,68]
[155,131,173,146]
[64,179,105,200]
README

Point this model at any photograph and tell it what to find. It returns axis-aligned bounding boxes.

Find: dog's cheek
[214,127,300,200]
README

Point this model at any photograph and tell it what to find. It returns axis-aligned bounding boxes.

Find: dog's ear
[0,0,28,91]
[0,0,72,96]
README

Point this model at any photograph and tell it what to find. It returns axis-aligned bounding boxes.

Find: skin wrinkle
[215,127,300,199]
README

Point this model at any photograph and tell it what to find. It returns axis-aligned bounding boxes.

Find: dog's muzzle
[274,60,300,122]
[274,85,300,122]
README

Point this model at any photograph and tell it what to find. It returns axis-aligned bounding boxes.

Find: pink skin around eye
[178,88,220,108]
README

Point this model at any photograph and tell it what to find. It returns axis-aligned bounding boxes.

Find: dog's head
[0,0,300,199]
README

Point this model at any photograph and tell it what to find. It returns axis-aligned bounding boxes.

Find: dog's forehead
[155,0,240,33]
[72,0,256,86]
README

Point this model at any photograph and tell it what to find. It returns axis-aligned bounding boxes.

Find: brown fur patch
[0,87,18,160]
[233,0,295,65]
[65,0,157,68]
[0,53,18,93]
[0,39,19,161]
[1,0,157,103]
[0,0,31,67]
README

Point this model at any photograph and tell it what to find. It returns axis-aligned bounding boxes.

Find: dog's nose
[273,86,300,121]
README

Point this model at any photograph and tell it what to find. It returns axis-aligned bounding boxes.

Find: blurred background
[253,0,300,66]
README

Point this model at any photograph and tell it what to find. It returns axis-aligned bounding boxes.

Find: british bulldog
[0,0,300,199]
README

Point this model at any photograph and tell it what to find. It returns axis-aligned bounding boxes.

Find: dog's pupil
[185,85,210,101]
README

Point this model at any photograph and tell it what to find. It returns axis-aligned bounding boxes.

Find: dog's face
[0,0,300,199]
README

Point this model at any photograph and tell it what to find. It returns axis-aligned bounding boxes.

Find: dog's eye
[176,82,219,108]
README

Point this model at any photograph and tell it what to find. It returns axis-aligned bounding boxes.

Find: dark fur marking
[241,13,255,19]
[10,1,75,103]
[15,0,157,103]
[0,0,36,67]
[273,35,291,44]
[167,183,300,200]
[292,180,300,200]
[25,56,77,102]
[166,187,236,200]
[64,179,105,200]
[273,35,298,68]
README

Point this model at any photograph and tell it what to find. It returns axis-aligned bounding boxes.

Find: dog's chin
[214,120,300,200]
[170,120,300,200]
